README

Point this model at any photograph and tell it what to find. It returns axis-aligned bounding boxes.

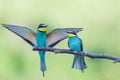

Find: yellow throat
[39,27,47,32]
[68,33,76,38]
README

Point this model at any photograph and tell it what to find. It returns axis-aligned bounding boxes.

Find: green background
[0,0,120,80]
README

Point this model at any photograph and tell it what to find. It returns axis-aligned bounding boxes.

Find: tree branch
[33,46,120,63]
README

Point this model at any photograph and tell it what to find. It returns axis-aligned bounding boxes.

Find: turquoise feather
[36,26,47,77]
[1,24,82,47]
[1,24,83,75]
[68,36,87,71]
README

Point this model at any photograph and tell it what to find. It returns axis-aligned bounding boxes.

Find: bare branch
[33,46,120,63]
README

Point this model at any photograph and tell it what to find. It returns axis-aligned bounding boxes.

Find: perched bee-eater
[36,24,47,76]
[1,24,82,76]
[67,31,87,71]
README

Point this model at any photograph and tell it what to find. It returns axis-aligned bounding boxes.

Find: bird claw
[73,51,78,54]
[32,46,37,50]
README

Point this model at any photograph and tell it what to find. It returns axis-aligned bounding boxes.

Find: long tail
[39,51,46,77]
[72,55,87,71]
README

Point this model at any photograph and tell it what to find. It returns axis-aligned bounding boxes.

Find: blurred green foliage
[0,0,120,80]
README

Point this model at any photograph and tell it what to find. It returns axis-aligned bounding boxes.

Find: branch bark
[33,46,120,63]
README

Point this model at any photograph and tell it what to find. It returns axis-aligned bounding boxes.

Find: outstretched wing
[2,24,36,46]
[2,24,83,47]
[47,28,83,47]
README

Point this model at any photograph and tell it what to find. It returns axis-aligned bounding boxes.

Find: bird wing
[79,38,83,51]
[2,24,36,46]
[2,24,83,47]
[47,28,83,47]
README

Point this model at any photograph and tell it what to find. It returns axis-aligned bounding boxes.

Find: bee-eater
[1,24,83,75]
[36,24,47,76]
[67,31,87,71]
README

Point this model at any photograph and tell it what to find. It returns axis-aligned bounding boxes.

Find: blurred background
[0,0,120,80]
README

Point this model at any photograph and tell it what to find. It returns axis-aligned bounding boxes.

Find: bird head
[38,24,48,32]
[67,31,77,38]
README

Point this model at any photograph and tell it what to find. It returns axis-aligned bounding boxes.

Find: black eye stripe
[38,24,48,28]
[70,32,76,35]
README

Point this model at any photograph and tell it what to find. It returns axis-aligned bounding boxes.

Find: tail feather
[72,55,87,71]
[39,51,46,76]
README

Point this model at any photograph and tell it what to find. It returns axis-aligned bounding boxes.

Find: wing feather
[2,24,36,46]
[2,24,83,47]
[47,28,83,47]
